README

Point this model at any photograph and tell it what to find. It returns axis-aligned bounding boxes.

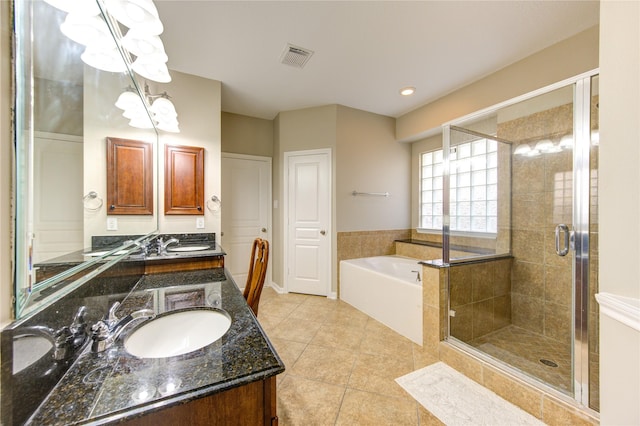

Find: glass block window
[420,139,498,234]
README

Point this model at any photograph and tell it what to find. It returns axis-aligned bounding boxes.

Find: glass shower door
[445,72,599,412]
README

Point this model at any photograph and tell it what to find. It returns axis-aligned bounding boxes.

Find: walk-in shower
[442,72,599,413]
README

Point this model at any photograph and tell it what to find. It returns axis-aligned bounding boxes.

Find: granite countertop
[34,243,227,268]
[26,268,284,425]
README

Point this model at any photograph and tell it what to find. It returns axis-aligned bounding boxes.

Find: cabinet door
[106,137,154,215]
[164,144,204,215]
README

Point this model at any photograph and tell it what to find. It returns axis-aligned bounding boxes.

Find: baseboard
[267,281,286,294]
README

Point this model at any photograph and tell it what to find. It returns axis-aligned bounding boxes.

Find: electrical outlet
[196,217,205,229]
[107,217,118,231]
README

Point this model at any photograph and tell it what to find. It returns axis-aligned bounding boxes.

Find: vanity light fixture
[559,134,574,150]
[42,0,100,15]
[104,0,164,35]
[400,86,416,96]
[513,143,532,156]
[116,84,180,132]
[535,139,561,154]
[46,0,172,83]
[60,13,113,47]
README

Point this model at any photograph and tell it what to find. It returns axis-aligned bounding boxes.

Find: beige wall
[1,0,12,326]
[397,26,599,142]
[272,105,338,290]
[83,69,159,246]
[156,71,222,236]
[336,105,411,232]
[599,1,640,424]
[221,112,273,157]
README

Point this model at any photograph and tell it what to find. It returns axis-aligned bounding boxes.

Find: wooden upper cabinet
[106,137,154,215]
[164,144,205,215]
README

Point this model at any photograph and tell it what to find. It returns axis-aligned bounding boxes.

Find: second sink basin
[124,308,231,358]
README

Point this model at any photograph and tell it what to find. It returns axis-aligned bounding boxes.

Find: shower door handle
[555,224,573,256]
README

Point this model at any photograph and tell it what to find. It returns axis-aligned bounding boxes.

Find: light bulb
[60,14,113,48]
[122,29,165,57]
[81,46,128,73]
[513,144,531,156]
[43,0,100,15]
[132,56,171,83]
[104,0,164,35]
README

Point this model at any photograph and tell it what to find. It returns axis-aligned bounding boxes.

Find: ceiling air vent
[280,44,314,68]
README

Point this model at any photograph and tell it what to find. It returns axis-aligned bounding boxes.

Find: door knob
[261,228,267,233]
[320,230,326,236]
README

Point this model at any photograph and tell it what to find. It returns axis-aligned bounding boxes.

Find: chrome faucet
[124,239,150,257]
[411,270,421,282]
[157,237,179,255]
[90,302,155,353]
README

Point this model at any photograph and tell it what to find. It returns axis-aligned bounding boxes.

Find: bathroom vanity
[1,247,284,425]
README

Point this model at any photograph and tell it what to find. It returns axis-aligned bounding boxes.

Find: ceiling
[155,1,599,121]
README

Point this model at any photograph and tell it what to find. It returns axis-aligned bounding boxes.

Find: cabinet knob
[109,205,115,210]
[261,228,267,233]
[320,230,326,236]
[197,206,202,211]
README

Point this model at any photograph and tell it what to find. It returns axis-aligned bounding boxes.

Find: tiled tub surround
[2,266,283,424]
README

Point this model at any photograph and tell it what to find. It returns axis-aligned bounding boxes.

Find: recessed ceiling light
[400,86,416,96]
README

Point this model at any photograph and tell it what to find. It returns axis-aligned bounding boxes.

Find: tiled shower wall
[497,99,599,350]
[449,258,513,342]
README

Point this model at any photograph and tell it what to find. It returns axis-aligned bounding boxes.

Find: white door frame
[283,148,332,296]
[221,152,273,288]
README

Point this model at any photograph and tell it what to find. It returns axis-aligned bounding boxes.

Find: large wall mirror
[14,0,160,318]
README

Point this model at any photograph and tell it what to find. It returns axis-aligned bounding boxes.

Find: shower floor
[468,325,572,393]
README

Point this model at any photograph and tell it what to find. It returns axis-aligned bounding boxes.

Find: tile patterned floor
[256,287,443,425]
[468,325,572,393]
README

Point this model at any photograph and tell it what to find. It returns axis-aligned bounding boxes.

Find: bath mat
[395,362,545,425]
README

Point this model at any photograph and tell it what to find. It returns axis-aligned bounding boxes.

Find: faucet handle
[107,301,121,325]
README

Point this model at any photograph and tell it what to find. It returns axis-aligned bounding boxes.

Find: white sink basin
[167,245,210,252]
[124,309,231,358]
[13,334,53,374]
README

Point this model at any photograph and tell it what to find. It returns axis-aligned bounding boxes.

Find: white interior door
[286,150,331,296]
[33,133,83,262]
[221,153,271,289]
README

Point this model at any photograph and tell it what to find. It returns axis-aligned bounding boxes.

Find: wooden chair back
[243,238,269,315]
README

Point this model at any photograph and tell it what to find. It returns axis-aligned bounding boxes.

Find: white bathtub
[340,255,423,345]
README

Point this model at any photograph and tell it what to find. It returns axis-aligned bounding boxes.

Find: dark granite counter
[25,268,284,425]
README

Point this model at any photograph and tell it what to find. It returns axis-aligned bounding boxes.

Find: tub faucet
[411,270,421,282]
[90,301,155,353]
[157,237,179,255]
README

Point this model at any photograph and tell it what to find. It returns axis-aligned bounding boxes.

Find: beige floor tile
[259,299,302,318]
[269,337,308,369]
[277,376,345,426]
[348,352,415,400]
[335,389,419,425]
[418,404,446,425]
[359,328,414,359]
[256,313,285,335]
[289,344,357,386]
[310,323,365,351]
[302,294,340,308]
[324,305,370,329]
[271,316,323,343]
[289,302,337,322]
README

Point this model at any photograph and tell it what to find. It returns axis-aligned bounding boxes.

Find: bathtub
[340,255,423,345]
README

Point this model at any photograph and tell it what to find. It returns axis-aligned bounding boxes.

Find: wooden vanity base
[123,376,278,426]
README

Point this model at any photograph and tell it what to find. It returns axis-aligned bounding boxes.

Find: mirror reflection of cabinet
[164,144,204,215]
[107,137,154,215]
